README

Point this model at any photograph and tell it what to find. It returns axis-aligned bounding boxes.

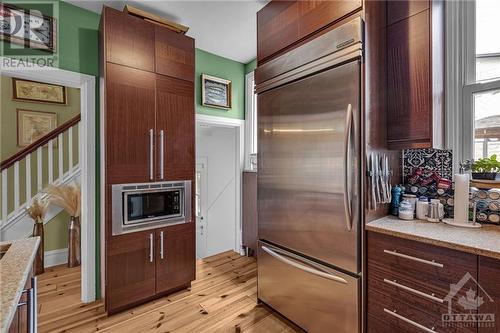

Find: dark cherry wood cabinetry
[478,256,500,333]
[386,0,444,149]
[8,270,33,333]
[257,0,362,64]
[101,6,195,314]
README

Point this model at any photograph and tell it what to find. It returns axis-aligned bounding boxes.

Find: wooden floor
[37,251,300,333]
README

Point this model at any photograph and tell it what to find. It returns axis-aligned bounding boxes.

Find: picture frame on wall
[201,74,232,109]
[12,78,67,105]
[17,109,57,147]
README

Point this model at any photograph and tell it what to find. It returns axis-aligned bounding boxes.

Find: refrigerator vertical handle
[343,104,353,231]
[159,130,165,180]
[149,129,154,181]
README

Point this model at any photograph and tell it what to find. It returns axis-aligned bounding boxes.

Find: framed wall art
[13,78,67,105]
[17,109,57,147]
[201,74,232,109]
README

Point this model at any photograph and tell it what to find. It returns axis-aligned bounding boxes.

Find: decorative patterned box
[403,148,453,183]
[469,188,500,225]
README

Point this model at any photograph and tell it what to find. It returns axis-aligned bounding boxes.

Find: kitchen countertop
[366,216,500,259]
[0,237,40,333]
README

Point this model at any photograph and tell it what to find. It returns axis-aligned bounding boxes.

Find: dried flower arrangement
[46,183,81,217]
[26,195,49,224]
[26,195,49,275]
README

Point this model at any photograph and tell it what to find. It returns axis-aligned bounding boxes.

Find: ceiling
[67,0,268,64]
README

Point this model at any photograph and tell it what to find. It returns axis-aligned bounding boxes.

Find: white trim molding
[45,248,68,268]
[195,114,245,255]
[1,57,97,303]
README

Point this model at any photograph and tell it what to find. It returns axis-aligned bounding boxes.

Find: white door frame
[195,114,245,255]
[195,157,208,259]
[1,58,96,302]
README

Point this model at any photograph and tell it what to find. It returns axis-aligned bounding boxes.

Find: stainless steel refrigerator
[256,18,363,333]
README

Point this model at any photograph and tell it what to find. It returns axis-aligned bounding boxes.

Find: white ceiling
[67,0,268,64]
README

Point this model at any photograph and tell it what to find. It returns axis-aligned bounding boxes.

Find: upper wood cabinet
[105,63,156,184]
[386,1,444,149]
[155,26,195,81]
[103,7,155,71]
[257,0,362,64]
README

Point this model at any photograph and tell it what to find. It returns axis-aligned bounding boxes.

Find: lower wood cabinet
[106,223,195,313]
[478,256,500,333]
[8,271,34,333]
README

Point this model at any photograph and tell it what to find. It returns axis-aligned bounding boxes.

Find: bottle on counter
[390,186,402,216]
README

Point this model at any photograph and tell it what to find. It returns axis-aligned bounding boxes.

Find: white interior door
[195,158,208,259]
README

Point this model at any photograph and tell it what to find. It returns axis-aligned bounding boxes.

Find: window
[245,71,258,170]
[448,0,500,167]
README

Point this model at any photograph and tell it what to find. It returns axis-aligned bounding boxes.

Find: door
[195,158,208,259]
[156,223,195,294]
[106,230,156,312]
[156,74,195,182]
[258,60,361,273]
[105,63,156,184]
[258,241,359,333]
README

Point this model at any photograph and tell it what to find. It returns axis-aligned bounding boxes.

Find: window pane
[476,0,500,81]
[474,89,500,159]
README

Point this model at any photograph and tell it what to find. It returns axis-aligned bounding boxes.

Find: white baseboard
[44,248,68,268]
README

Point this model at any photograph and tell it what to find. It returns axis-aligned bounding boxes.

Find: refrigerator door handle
[261,245,348,284]
[343,103,353,231]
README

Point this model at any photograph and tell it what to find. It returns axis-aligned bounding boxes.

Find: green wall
[195,49,246,120]
[244,59,257,74]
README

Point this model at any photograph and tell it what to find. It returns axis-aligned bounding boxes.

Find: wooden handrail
[1,114,81,171]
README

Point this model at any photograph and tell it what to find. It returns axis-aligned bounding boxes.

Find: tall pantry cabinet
[100,6,195,313]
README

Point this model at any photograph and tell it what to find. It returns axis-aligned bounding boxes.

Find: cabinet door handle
[383,279,444,303]
[149,233,154,263]
[160,130,165,180]
[384,308,436,333]
[149,129,154,181]
[29,276,37,333]
[160,231,164,259]
[383,249,444,268]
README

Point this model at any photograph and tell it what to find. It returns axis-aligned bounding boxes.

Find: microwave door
[258,60,361,273]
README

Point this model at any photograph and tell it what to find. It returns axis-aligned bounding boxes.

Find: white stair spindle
[14,161,20,210]
[58,133,64,181]
[68,127,73,172]
[26,154,31,204]
[37,147,43,191]
[1,169,7,223]
[48,139,54,184]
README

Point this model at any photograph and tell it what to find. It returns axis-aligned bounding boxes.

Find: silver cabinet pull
[149,233,154,263]
[384,308,436,333]
[383,279,444,303]
[261,245,348,284]
[149,129,154,180]
[160,231,164,259]
[160,130,165,180]
[383,249,444,268]
[343,104,353,231]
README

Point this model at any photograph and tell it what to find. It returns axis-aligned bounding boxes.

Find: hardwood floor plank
[37,251,298,333]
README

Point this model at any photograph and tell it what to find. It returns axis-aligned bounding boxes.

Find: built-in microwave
[111,180,191,235]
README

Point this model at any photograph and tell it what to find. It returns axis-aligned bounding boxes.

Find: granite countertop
[0,237,40,333]
[366,216,500,259]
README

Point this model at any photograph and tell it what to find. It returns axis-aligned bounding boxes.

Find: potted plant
[46,183,81,267]
[26,196,49,275]
[471,155,500,180]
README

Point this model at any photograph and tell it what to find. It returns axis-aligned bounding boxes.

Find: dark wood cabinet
[155,223,195,294]
[156,74,195,183]
[478,256,500,333]
[155,26,195,82]
[257,0,362,64]
[106,230,156,313]
[103,7,155,72]
[8,271,32,333]
[105,63,156,184]
[242,171,257,256]
[386,1,444,149]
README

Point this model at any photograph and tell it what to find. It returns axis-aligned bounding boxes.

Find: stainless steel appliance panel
[258,60,361,273]
[258,241,359,333]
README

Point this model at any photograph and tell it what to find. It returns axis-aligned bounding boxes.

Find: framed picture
[201,74,232,109]
[17,109,57,147]
[12,78,67,105]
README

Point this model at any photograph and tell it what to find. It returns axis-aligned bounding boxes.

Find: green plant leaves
[472,155,500,173]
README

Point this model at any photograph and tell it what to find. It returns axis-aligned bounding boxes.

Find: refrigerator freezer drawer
[258,241,360,333]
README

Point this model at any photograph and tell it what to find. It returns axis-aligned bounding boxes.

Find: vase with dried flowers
[26,196,49,275]
[46,183,81,267]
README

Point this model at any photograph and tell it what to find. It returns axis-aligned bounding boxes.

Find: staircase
[0,115,81,240]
